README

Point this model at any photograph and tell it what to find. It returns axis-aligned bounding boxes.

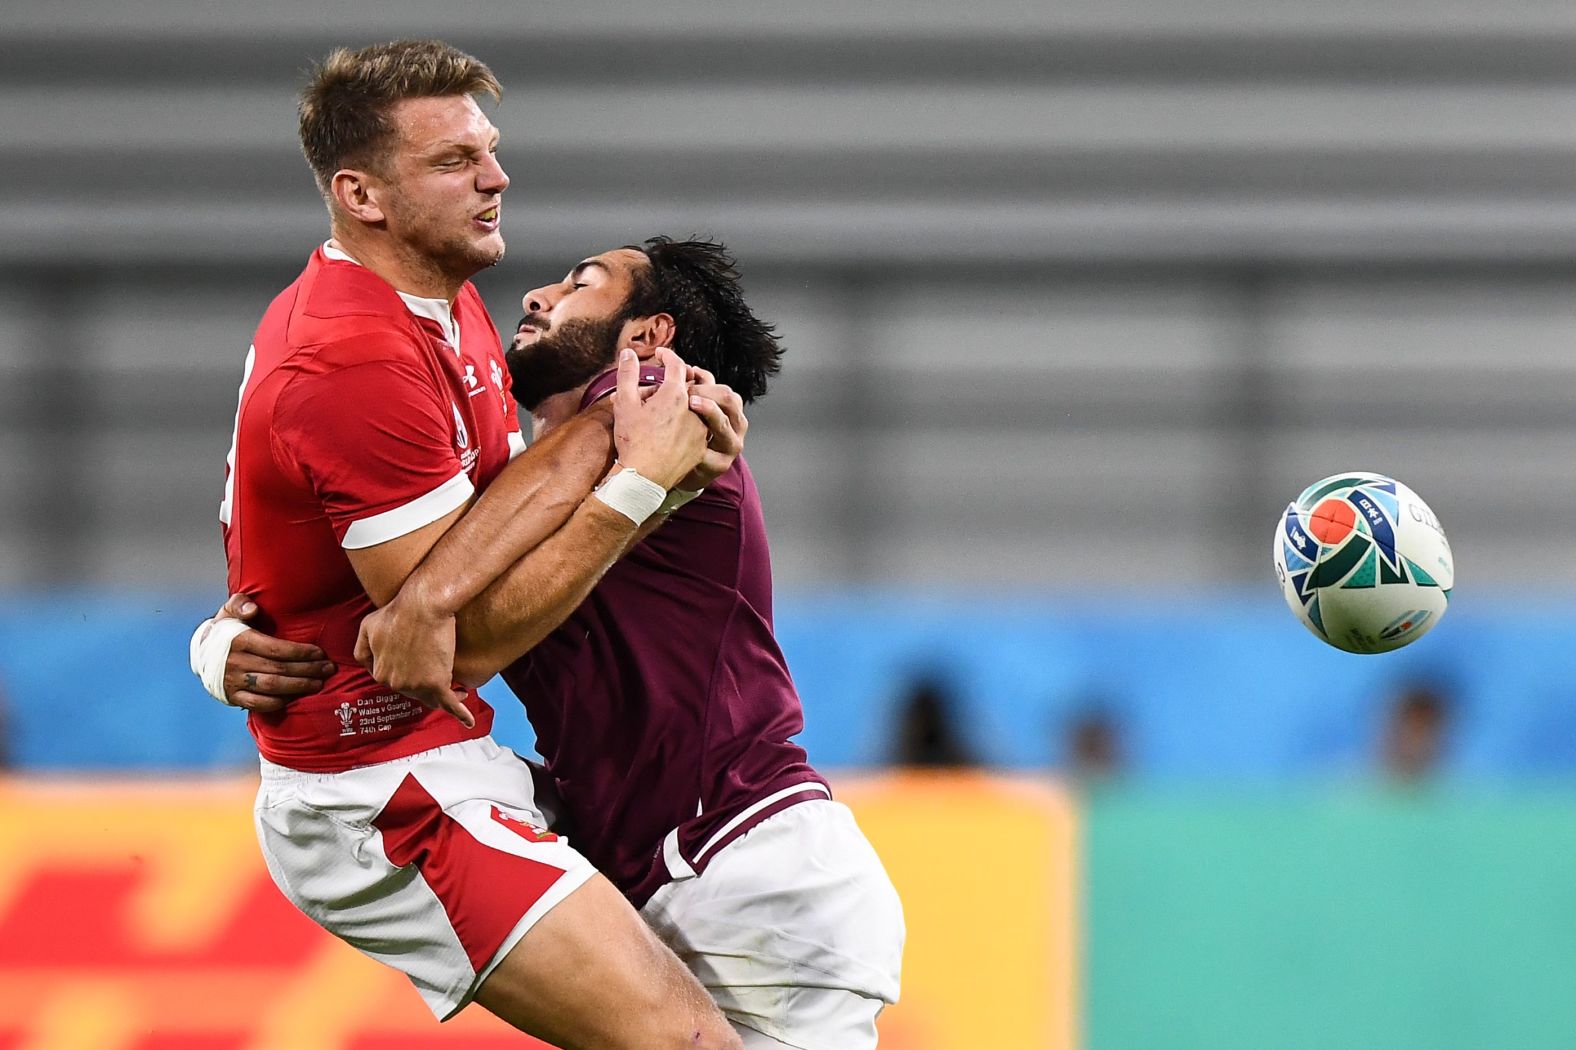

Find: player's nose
[478,151,509,194]
[522,285,556,314]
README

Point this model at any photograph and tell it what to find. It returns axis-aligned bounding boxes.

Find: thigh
[255,775,488,1018]
[474,872,740,1050]
[732,1022,799,1050]
[730,987,885,1050]
[254,742,601,1021]
[642,800,905,1050]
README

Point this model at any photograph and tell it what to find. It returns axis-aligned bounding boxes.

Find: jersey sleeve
[272,350,472,549]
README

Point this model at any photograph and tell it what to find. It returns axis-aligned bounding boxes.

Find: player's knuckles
[268,675,319,696]
[251,637,315,661]
[273,659,328,677]
[238,693,289,714]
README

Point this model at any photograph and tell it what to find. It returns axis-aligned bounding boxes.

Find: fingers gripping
[613,348,643,414]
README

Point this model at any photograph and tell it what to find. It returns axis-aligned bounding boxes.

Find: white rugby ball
[1273,472,1454,654]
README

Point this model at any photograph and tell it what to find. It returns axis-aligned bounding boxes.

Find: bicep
[276,355,467,544]
[346,500,470,607]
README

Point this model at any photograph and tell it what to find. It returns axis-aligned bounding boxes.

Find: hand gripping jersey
[222,248,522,771]
[502,456,829,907]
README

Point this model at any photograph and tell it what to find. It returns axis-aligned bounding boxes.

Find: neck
[329,229,463,302]
[531,386,589,440]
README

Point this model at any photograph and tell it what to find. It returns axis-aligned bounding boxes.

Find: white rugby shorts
[254,735,596,1019]
[640,799,906,1050]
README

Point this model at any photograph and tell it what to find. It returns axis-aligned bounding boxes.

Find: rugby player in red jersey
[191,39,743,1050]
[215,238,905,1049]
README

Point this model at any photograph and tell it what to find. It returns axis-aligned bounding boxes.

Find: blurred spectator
[0,678,10,770]
[1380,682,1451,781]
[890,676,978,768]
[1064,707,1123,783]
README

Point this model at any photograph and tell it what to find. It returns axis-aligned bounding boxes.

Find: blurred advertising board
[0,776,1076,1050]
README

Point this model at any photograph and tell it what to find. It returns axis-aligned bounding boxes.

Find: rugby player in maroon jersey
[214,238,904,1048]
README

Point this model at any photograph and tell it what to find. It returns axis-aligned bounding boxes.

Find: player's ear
[330,168,386,225]
[624,314,676,358]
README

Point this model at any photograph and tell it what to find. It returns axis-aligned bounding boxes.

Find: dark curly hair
[619,237,783,403]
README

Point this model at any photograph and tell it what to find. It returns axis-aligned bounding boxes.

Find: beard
[506,315,624,411]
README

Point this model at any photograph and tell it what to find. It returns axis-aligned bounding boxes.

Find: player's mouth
[473,206,500,232]
[514,316,546,347]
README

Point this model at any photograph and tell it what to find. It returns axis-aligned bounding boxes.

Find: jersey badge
[490,806,559,843]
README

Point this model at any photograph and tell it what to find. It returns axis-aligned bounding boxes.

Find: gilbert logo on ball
[1272,472,1454,653]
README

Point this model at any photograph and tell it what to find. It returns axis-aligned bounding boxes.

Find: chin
[440,234,505,277]
[471,236,506,268]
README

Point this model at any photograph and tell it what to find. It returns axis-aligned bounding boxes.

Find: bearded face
[505,314,626,411]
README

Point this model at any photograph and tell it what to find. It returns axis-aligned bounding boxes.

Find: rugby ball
[1273,472,1454,654]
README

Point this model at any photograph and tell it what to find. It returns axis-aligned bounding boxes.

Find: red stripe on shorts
[374,773,567,972]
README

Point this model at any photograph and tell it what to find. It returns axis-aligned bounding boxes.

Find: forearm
[449,482,701,683]
[403,410,615,616]
[452,497,637,684]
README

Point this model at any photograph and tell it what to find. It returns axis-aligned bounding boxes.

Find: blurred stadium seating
[6,0,1576,590]
[5,0,1576,1046]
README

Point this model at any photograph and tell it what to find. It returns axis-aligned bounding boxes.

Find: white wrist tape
[189,616,254,704]
[593,467,668,525]
[658,487,703,516]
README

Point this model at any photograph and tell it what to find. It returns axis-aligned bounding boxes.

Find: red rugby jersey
[222,247,521,771]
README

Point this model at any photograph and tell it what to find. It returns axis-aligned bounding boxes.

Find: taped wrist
[189,617,254,704]
[592,467,667,525]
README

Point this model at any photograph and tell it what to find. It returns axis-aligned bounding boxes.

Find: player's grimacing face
[378,95,508,275]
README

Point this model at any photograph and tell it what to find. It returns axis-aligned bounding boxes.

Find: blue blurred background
[5,588,1576,778]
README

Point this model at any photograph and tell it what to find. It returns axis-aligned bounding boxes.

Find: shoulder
[287,252,418,352]
[300,251,406,320]
[284,257,429,369]
[706,457,752,504]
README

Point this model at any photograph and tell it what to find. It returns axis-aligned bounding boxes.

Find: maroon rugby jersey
[501,456,828,906]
